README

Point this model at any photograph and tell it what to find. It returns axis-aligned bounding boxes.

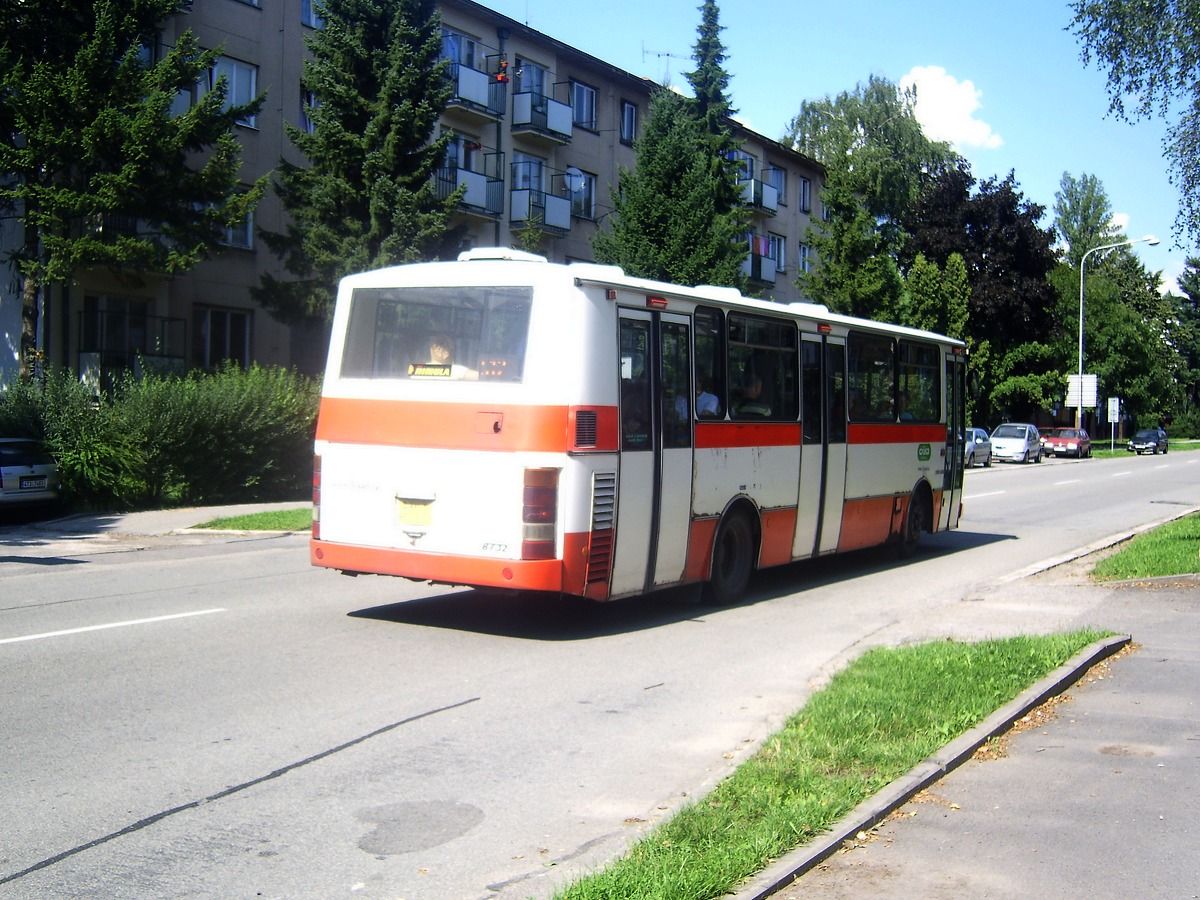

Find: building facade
[3,0,824,386]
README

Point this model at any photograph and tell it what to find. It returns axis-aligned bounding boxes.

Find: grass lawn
[194,506,312,531]
[555,629,1107,900]
[1092,511,1200,580]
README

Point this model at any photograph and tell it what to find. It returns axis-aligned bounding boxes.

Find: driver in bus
[426,333,478,379]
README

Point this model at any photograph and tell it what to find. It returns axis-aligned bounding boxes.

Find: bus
[311,248,966,604]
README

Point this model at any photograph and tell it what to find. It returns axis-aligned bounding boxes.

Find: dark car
[0,438,60,509]
[1043,427,1092,458]
[1127,428,1169,455]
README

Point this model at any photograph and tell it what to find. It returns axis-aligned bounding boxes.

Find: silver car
[964,427,992,467]
[990,423,1042,464]
[0,438,60,508]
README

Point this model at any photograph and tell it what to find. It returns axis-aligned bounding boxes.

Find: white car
[990,423,1042,463]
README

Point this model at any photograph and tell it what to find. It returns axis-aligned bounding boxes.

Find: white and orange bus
[311,248,966,603]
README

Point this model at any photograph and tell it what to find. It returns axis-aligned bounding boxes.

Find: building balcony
[435,158,504,219]
[510,188,571,234]
[742,251,777,285]
[77,310,187,390]
[740,177,779,215]
[511,91,572,144]
[444,62,506,122]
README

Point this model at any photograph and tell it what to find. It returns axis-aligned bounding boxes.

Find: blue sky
[476,0,1189,292]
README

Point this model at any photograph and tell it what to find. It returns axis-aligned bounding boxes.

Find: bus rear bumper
[310,539,566,593]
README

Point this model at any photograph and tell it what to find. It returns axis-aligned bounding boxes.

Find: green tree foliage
[1069,0,1200,243]
[0,0,263,374]
[1054,171,1123,267]
[902,164,1058,424]
[255,0,461,323]
[1174,257,1200,428]
[901,252,969,339]
[783,76,956,316]
[592,89,747,286]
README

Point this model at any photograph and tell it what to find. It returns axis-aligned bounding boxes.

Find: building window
[441,26,480,67]
[194,305,252,370]
[799,176,812,213]
[512,151,544,191]
[768,232,786,271]
[567,167,596,218]
[515,58,547,100]
[729,149,754,180]
[766,167,786,205]
[300,88,319,133]
[798,242,812,274]
[620,100,638,144]
[301,0,324,28]
[222,208,254,249]
[207,56,258,127]
[571,80,597,130]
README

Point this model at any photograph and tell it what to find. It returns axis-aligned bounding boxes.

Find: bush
[0,365,319,510]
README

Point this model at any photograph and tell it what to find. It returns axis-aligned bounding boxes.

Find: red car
[1042,427,1092,458]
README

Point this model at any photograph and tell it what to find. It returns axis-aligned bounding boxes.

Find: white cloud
[1110,212,1131,232]
[900,65,1003,152]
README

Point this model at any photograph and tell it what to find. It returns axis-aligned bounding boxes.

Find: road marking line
[1055,479,1082,486]
[964,490,1004,500]
[1111,471,1132,477]
[0,608,226,646]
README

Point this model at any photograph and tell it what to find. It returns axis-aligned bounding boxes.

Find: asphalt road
[1,451,1197,898]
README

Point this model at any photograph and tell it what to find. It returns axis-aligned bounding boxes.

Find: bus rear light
[522,468,559,559]
[312,455,322,541]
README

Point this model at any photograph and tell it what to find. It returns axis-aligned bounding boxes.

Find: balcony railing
[740,177,779,215]
[77,310,187,390]
[435,150,504,218]
[510,188,571,233]
[445,62,506,120]
[742,251,777,284]
[511,91,572,143]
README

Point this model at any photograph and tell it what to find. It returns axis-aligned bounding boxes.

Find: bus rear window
[341,286,533,382]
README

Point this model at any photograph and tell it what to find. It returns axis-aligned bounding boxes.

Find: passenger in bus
[426,333,478,380]
[696,381,721,418]
[736,375,771,416]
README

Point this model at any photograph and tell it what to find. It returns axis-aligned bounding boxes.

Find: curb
[730,633,1132,900]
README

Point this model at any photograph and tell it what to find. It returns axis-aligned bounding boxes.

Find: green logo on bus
[917,443,932,461]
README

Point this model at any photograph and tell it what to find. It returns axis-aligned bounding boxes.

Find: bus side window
[619,319,652,450]
[694,307,725,419]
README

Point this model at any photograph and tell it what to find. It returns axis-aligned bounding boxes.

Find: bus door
[939,352,966,530]
[610,310,694,596]
[794,334,847,558]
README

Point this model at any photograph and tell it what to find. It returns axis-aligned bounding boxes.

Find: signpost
[1108,396,1120,450]
[1067,374,1099,430]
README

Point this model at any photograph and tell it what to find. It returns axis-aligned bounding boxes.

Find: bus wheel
[899,490,928,558]
[704,511,755,605]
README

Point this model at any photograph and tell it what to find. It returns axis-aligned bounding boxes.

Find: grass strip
[556,629,1107,900]
[1092,512,1200,580]
[194,507,312,532]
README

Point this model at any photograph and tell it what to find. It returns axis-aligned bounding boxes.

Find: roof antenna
[641,41,688,83]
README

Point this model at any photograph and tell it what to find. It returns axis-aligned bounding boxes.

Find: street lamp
[1076,234,1160,428]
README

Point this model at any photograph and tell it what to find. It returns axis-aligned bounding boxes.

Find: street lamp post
[1076,234,1160,428]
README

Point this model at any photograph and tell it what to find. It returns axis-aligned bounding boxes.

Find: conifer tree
[593,1,746,287]
[0,0,263,375]
[255,0,461,323]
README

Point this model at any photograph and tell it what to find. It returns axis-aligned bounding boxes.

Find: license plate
[20,476,47,490]
[396,498,433,527]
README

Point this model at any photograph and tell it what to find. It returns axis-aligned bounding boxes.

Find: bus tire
[899,488,929,558]
[704,510,756,606]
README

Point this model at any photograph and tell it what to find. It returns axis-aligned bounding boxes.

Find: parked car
[964,427,992,468]
[1127,427,1169,454]
[0,438,60,509]
[1042,427,1092,458]
[990,423,1042,463]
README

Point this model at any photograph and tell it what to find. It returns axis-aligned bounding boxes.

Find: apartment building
[2,0,824,386]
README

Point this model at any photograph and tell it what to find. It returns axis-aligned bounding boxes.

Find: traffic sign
[1066,373,1098,408]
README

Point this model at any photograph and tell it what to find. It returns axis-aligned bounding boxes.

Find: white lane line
[964,490,1005,500]
[1111,471,1132,477]
[1055,479,1082,486]
[0,608,226,646]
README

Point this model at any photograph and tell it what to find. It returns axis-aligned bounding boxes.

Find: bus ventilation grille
[586,472,617,583]
[575,410,598,448]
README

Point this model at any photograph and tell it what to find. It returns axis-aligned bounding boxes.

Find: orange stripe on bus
[684,518,719,582]
[695,421,803,449]
[311,539,567,592]
[837,496,897,552]
[316,397,573,452]
[759,507,798,567]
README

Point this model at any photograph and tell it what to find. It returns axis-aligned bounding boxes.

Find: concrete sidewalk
[739,572,1200,900]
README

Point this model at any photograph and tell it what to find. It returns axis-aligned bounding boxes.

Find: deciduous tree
[1054,171,1123,268]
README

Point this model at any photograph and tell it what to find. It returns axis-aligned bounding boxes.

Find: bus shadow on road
[347,529,1015,640]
